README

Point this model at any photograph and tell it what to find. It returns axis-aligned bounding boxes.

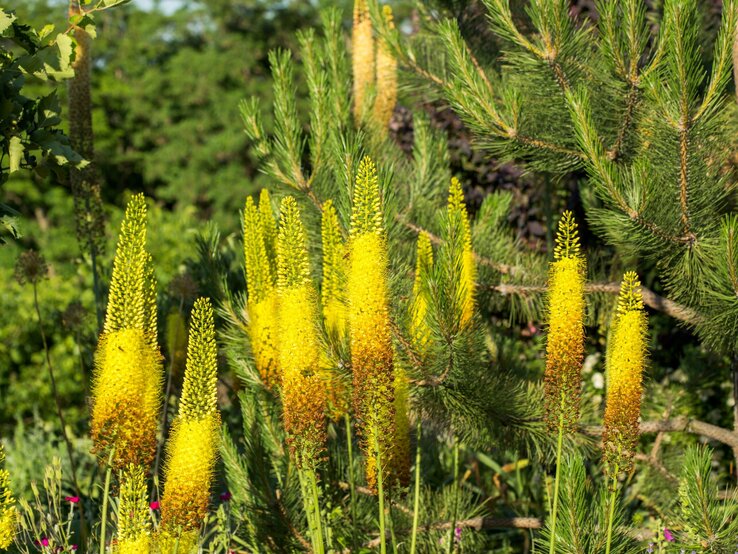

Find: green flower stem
[604,464,620,554]
[375,428,387,554]
[410,419,422,554]
[549,405,565,554]
[99,449,114,554]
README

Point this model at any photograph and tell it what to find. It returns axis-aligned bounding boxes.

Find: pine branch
[583,417,738,450]
[492,281,699,324]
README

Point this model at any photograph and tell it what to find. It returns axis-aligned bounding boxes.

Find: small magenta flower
[71,547,78,551]
[65,496,80,504]
[41,537,49,546]
[149,501,160,510]
[220,491,232,502]
[664,528,674,542]
[454,526,462,543]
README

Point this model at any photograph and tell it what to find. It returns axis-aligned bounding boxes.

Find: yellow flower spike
[321,200,348,340]
[92,194,163,470]
[544,211,586,433]
[603,271,648,475]
[348,157,407,489]
[352,0,375,124]
[259,188,278,274]
[243,195,280,387]
[0,445,16,551]
[411,232,434,351]
[277,197,328,466]
[116,465,151,554]
[160,298,220,542]
[447,178,476,328]
[373,5,398,133]
[392,367,411,488]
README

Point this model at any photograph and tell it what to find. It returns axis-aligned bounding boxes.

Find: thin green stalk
[308,469,325,554]
[446,440,460,554]
[604,465,620,554]
[548,409,565,554]
[410,419,422,554]
[98,449,114,554]
[345,414,358,552]
[375,430,387,554]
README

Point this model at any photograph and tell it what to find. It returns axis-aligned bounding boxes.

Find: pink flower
[220,491,232,502]
[41,537,50,546]
[65,496,80,504]
[149,501,160,510]
[663,528,674,542]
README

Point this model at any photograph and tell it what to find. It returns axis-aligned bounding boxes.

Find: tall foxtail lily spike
[603,271,648,476]
[411,231,434,351]
[243,193,279,387]
[160,297,220,552]
[373,5,398,133]
[91,193,163,470]
[447,177,476,328]
[544,211,586,432]
[0,444,16,550]
[116,464,151,554]
[321,200,348,340]
[349,156,408,488]
[352,0,374,123]
[277,196,328,467]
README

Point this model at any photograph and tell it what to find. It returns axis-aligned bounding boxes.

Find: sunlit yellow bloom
[0,445,16,551]
[544,211,586,432]
[349,157,407,488]
[277,197,327,466]
[244,195,279,387]
[116,465,151,554]
[92,194,162,470]
[321,200,348,340]
[352,0,375,123]
[161,298,220,543]
[603,271,648,475]
[447,178,476,328]
[411,232,434,350]
[373,5,397,133]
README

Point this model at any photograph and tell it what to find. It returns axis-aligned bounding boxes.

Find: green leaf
[98,0,132,8]
[0,10,16,35]
[8,136,23,173]
[38,24,55,41]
